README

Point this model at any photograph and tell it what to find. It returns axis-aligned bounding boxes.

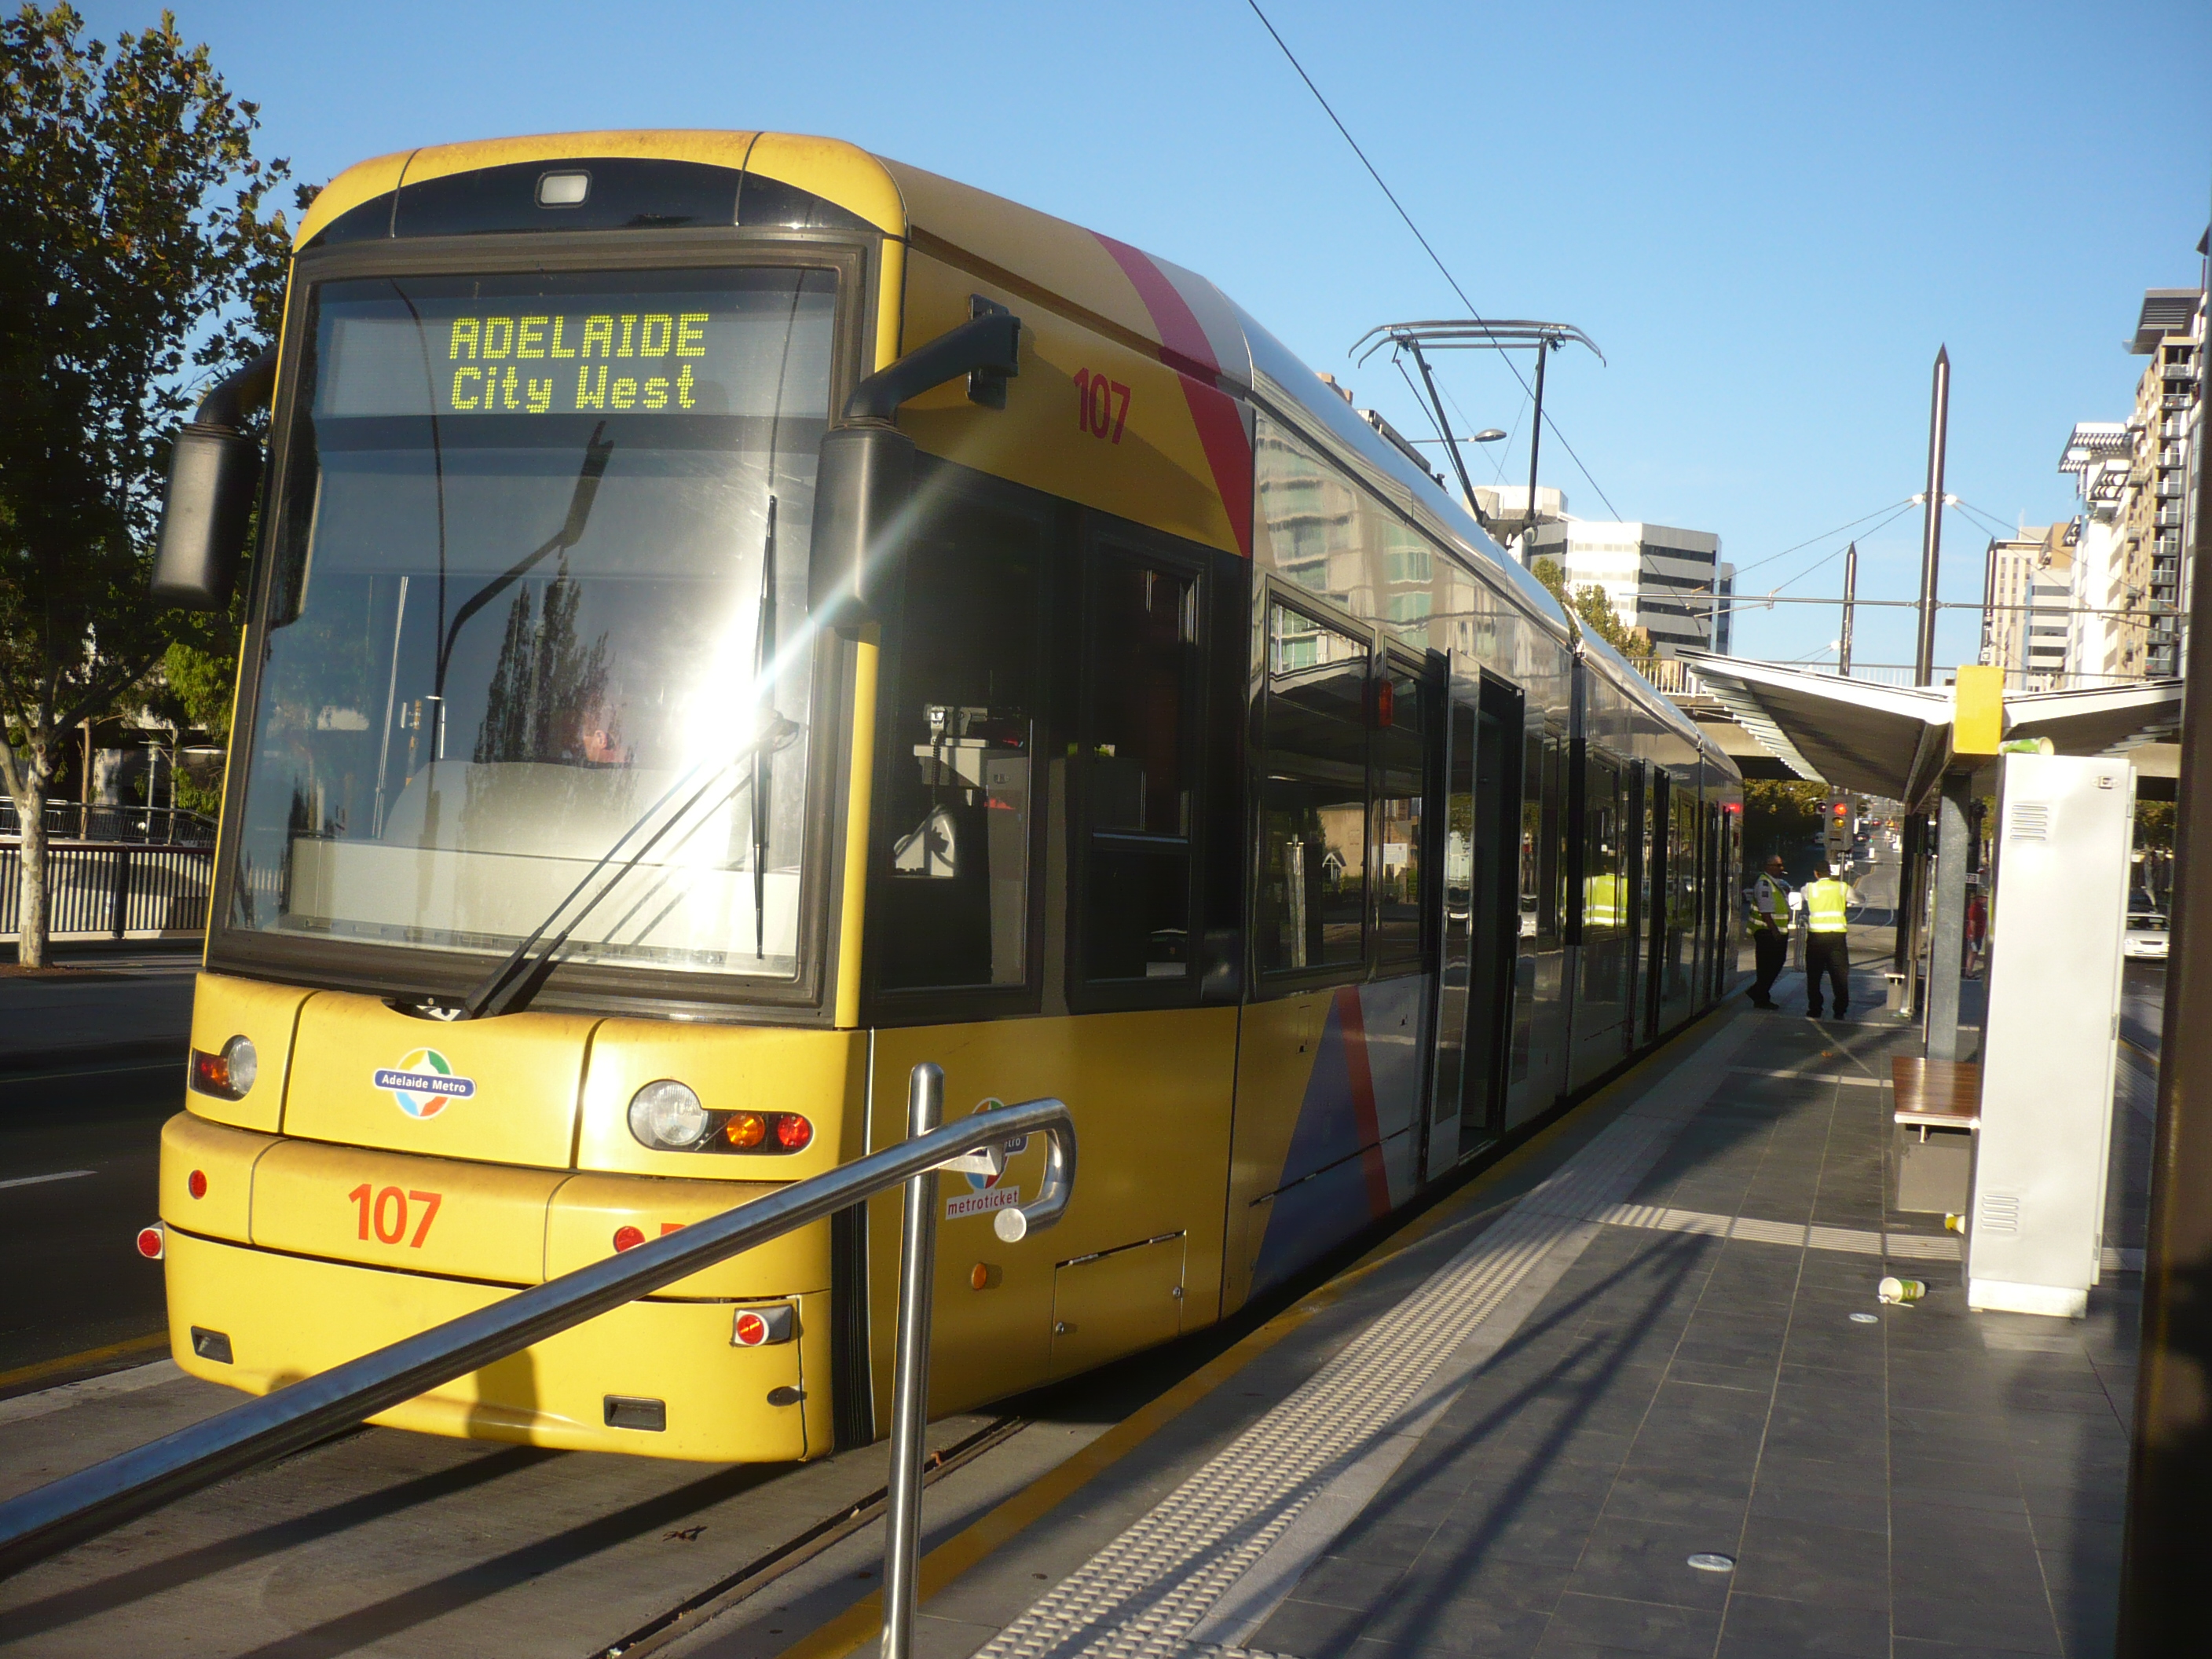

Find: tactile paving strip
[969,1016,1757,1659]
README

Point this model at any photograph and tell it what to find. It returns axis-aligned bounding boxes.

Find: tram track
[601,1415,1024,1659]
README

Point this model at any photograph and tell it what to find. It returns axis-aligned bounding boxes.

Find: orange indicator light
[723,1112,767,1149]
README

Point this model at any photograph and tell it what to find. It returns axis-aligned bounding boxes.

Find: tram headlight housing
[628,1080,709,1151]
[191,1035,257,1100]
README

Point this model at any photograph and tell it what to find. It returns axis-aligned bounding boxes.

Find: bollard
[880,1062,943,1659]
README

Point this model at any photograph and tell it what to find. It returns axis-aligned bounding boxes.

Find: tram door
[1621,761,1648,1057]
[1425,687,1478,1178]
[1643,772,1669,1042]
[1457,679,1523,1158]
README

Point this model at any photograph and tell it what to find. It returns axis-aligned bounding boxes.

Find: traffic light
[1825,793,1851,865]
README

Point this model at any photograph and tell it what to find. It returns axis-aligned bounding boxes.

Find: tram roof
[299,130,1731,775]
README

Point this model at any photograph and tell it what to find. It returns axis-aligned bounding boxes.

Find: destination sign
[313,270,837,422]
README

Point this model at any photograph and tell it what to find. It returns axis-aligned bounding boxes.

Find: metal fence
[0,842,213,940]
[0,800,216,845]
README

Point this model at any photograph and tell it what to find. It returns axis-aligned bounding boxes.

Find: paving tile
[1534,1591,1722,1657]
[1730,1514,1893,1606]
[1437,1485,1610,1569]
[1562,1518,1738,1611]
[1248,1595,1376,1659]
[1600,1469,1750,1530]
[1297,1551,1415,1613]
[1346,1610,1555,1659]
[1325,1517,1440,1572]
[1892,1588,2064,1654]
[1714,1591,1889,1658]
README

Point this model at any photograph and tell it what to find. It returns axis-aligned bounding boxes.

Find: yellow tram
[150,130,1743,1461]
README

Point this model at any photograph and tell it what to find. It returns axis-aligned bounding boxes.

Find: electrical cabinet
[1967,753,2133,1318]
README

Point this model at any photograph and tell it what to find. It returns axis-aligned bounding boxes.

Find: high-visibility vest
[1584,871,1622,928]
[1804,878,1850,934]
[1748,874,1789,929]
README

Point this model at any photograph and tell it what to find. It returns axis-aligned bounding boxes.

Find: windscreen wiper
[752,497,779,961]
[457,720,798,1020]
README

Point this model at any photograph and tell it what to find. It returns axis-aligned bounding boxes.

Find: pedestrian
[1802,859,1852,1020]
[1964,883,1987,979]
[1744,853,1791,1009]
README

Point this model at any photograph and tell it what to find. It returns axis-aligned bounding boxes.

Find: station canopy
[1677,651,2183,807]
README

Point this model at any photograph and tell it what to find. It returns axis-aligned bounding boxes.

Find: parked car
[2125,910,2170,961]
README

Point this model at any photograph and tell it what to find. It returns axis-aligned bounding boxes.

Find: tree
[1743,779,1826,874]
[1529,556,1654,665]
[0,5,293,961]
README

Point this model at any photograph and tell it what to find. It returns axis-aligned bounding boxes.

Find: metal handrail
[0,1071,1075,1582]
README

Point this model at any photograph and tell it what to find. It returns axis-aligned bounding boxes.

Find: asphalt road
[0,965,195,1393]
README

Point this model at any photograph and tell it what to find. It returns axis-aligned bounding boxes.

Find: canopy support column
[1925,774,1972,1061]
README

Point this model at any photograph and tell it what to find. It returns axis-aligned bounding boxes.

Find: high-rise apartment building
[2123,288,2202,678]
[2058,422,2138,683]
[1525,519,1730,656]
[1982,523,2073,689]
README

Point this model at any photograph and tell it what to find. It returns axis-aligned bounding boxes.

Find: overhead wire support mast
[1352,320,1603,562]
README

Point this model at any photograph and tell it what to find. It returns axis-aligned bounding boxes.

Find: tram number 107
[348,1182,444,1248]
[1073,368,1130,444]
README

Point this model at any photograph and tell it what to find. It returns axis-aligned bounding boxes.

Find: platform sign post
[881,1062,943,1659]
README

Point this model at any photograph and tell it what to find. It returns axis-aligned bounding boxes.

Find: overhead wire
[1242,0,1622,518]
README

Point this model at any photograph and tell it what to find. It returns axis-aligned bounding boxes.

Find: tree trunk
[14,765,50,969]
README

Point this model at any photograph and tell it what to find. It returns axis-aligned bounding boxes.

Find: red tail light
[612,1225,645,1253]
[772,1113,813,1151]
[136,1225,165,1260]
[187,1170,207,1199]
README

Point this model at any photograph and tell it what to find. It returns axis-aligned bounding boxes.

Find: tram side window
[874,485,1043,994]
[1258,601,1369,974]
[1374,662,1426,962]
[1581,755,1624,933]
[1082,554,1199,983]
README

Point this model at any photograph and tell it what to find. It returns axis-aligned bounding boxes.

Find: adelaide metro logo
[373,1049,477,1119]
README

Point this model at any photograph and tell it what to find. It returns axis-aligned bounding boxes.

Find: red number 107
[349,1182,442,1247]
[1074,368,1130,443]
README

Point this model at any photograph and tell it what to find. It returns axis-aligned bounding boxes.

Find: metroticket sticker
[946,1185,1021,1221]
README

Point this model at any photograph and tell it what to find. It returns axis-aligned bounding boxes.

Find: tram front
[152,143,893,1462]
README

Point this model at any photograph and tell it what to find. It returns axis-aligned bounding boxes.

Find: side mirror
[807,303,1019,628]
[807,422,914,628]
[151,350,278,611]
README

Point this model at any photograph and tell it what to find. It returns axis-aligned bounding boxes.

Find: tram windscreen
[223,266,837,981]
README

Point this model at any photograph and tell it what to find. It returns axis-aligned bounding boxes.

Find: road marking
[0,1169,96,1192]
[0,1331,168,1393]
[0,1059,177,1084]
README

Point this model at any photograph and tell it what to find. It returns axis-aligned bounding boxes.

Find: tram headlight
[628,1080,709,1150]
[190,1035,257,1100]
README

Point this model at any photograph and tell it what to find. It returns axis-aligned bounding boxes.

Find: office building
[1525,518,1729,656]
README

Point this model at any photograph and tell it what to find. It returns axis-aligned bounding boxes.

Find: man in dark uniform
[1745,853,1790,1009]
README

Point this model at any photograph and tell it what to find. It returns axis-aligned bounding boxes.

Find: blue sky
[91,0,2212,670]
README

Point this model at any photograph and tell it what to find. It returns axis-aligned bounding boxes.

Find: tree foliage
[1529,556,1653,665]
[0,4,294,958]
[1742,778,1826,874]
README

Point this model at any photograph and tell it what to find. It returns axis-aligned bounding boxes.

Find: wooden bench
[1892,1057,1981,1137]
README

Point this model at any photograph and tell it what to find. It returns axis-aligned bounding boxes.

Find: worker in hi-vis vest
[1801,859,1853,1019]
[1744,853,1792,1009]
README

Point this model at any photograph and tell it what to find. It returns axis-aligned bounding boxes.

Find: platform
[651,964,2149,1659]
[0,955,2155,1658]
